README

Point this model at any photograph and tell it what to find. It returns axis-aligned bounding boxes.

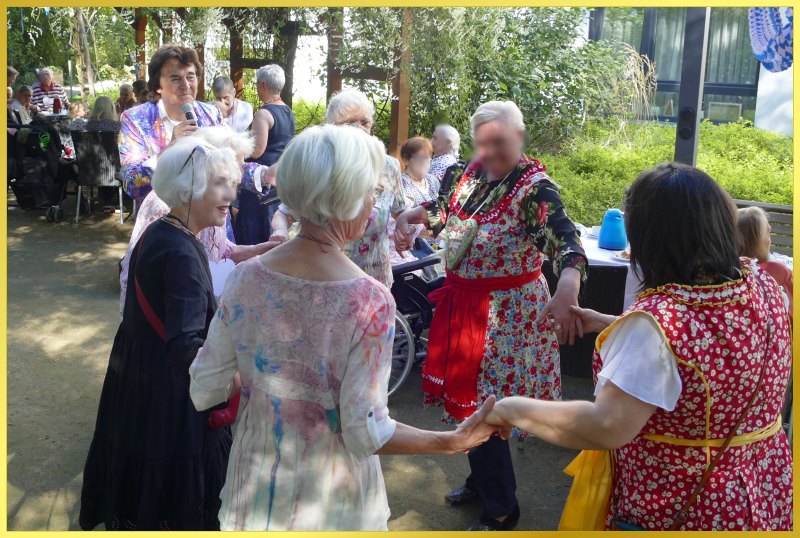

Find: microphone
[181,102,196,121]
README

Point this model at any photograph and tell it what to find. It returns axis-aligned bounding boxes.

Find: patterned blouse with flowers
[118,100,263,202]
[429,153,458,182]
[344,155,407,288]
[423,156,587,430]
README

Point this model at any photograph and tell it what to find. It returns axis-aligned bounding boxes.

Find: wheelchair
[387,247,445,396]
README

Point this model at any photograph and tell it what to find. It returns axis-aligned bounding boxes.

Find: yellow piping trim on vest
[641,417,782,447]
[596,311,713,466]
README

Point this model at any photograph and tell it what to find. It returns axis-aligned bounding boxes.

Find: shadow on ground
[6,190,594,531]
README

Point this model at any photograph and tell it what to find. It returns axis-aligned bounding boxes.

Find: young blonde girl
[737,206,793,320]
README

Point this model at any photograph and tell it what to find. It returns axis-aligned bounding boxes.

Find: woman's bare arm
[249,108,274,160]
[485,384,656,450]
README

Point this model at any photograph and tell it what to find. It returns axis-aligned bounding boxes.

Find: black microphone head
[181,102,195,121]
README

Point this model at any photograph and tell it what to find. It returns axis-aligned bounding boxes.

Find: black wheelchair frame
[387,253,445,396]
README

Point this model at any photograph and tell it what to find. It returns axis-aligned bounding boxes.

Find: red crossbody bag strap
[133,227,166,342]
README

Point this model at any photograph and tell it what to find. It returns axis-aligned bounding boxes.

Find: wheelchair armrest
[391,254,442,278]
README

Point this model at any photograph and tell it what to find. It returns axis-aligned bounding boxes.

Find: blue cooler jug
[598,208,627,250]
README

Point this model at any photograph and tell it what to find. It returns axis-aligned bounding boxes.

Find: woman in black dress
[80,136,250,530]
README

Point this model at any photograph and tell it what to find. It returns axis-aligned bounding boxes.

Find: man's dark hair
[147,45,203,93]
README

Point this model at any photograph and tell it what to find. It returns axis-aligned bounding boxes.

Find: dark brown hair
[737,206,769,258]
[132,79,147,94]
[147,45,203,93]
[400,136,433,163]
[624,162,742,290]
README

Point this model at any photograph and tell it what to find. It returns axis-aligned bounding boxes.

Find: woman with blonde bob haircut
[81,136,246,530]
[189,124,501,531]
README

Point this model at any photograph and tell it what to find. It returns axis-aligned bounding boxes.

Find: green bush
[539,120,793,226]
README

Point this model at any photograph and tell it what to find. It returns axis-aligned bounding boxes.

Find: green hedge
[539,120,794,226]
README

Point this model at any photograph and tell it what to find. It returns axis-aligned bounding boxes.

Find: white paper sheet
[209,259,236,297]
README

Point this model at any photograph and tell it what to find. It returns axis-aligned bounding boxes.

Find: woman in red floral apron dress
[483,163,793,530]
[396,101,588,530]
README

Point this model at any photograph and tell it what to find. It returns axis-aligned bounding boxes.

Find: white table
[581,235,641,309]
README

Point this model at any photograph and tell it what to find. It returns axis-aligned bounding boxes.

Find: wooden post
[388,9,412,159]
[227,20,244,99]
[133,9,148,80]
[195,43,205,100]
[326,8,343,101]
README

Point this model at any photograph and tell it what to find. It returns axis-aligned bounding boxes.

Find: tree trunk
[74,7,96,97]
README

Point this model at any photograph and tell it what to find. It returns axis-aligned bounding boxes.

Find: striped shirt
[31,82,68,113]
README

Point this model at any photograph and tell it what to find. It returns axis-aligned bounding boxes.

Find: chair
[543,262,629,378]
[70,128,131,224]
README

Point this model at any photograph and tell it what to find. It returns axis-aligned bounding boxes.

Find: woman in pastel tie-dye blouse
[189,125,501,531]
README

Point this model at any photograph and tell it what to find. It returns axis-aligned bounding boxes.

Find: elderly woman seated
[80,135,255,530]
[429,124,461,181]
[188,124,499,530]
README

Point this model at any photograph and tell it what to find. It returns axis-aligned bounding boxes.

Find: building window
[591,7,759,122]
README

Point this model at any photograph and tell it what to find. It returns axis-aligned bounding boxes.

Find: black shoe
[445,485,479,505]
[467,505,521,531]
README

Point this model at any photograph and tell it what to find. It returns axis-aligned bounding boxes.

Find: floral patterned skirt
[425,275,561,437]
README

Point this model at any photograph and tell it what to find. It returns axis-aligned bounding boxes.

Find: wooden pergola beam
[326,8,344,100]
[132,9,147,80]
[388,8,413,159]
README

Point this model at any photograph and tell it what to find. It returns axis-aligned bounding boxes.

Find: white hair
[470,100,526,137]
[434,124,461,157]
[255,64,286,94]
[277,124,385,227]
[119,83,133,93]
[151,136,241,209]
[192,125,256,163]
[326,88,375,125]
[212,76,235,95]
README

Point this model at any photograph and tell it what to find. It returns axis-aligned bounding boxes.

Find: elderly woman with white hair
[270,88,408,287]
[80,135,252,530]
[118,125,279,316]
[232,64,296,245]
[188,124,499,530]
[429,124,461,181]
[396,100,587,531]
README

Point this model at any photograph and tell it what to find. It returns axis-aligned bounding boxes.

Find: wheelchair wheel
[388,312,415,397]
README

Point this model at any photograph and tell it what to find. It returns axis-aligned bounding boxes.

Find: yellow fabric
[558,449,613,531]
[642,417,783,447]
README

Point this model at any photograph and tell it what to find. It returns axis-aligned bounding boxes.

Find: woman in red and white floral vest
[485,162,792,531]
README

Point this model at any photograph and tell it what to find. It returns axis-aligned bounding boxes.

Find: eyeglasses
[344,119,373,129]
[178,144,213,174]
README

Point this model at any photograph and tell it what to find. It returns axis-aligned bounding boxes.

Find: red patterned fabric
[593,260,793,530]
[422,268,541,420]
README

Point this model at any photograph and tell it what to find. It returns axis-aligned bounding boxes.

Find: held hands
[536,267,583,345]
[568,305,617,334]
[448,396,511,453]
[394,213,415,252]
